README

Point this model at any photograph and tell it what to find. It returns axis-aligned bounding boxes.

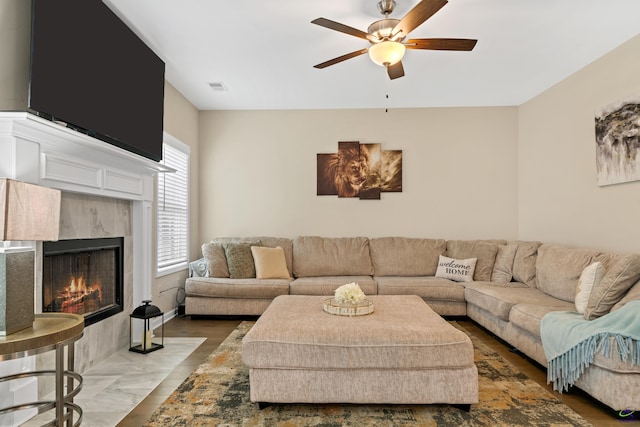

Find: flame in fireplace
[57,276,102,314]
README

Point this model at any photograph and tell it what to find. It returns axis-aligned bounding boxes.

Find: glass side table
[0,313,84,426]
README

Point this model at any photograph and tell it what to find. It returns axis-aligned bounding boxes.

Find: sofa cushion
[289,276,377,296]
[201,242,229,278]
[435,255,477,282]
[575,262,604,314]
[511,240,542,287]
[535,245,601,302]
[445,240,499,281]
[584,254,640,320]
[375,276,465,301]
[251,246,291,279]
[509,303,575,339]
[464,283,551,321]
[293,236,373,277]
[491,244,518,282]
[185,277,290,299]
[369,237,446,276]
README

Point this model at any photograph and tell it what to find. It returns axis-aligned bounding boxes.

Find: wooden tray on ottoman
[242,295,478,407]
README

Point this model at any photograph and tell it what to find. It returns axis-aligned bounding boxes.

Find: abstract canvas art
[317,141,402,199]
[595,93,640,186]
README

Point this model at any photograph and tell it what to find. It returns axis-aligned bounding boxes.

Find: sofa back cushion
[511,240,542,287]
[369,237,446,276]
[445,240,499,281]
[205,237,293,277]
[535,245,601,302]
[293,236,373,277]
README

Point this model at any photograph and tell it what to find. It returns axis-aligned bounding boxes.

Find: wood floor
[117,315,638,427]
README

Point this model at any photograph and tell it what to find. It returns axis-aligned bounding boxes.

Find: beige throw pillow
[251,246,291,279]
[491,244,518,282]
[201,242,229,278]
[511,240,542,287]
[435,255,477,283]
[584,254,640,320]
[574,262,604,314]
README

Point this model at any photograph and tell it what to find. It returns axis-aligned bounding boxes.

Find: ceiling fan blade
[311,18,373,41]
[392,0,448,39]
[387,61,405,80]
[314,48,369,69]
[405,38,477,51]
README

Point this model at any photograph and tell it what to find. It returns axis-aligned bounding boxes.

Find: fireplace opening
[43,237,124,326]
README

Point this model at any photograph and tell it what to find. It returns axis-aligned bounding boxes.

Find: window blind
[157,138,189,274]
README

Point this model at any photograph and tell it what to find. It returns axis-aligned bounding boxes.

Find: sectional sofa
[185,235,640,412]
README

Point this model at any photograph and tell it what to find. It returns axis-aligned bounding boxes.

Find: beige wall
[198,107,519,241]
[152,82,200,313]
[0,0,30,110]
[518,33,640,254]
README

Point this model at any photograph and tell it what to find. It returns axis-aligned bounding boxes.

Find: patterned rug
[143,321,591,426]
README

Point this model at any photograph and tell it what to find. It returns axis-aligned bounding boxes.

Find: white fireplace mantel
[0,112,172,200]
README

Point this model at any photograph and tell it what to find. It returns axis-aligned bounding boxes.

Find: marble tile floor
[22,337,205,427]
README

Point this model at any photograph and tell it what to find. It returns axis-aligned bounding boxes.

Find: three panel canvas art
[317,141,402,199]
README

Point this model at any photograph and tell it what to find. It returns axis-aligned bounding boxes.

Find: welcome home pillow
[574,261,604,314]
[435,255,477,282]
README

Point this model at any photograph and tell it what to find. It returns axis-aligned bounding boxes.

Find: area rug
[143,322,591,427]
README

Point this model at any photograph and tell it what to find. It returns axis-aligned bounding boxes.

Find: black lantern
[129,300,164,354]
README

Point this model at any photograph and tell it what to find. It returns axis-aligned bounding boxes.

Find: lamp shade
[0,178,61,241]
[368,41,406,66]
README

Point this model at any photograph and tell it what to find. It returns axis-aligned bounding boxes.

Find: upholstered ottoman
[242,295,478,407]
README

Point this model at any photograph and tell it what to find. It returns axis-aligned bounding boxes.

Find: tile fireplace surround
[0,112,170,424]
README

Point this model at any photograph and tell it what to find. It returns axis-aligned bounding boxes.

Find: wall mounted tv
[29,0,165,162]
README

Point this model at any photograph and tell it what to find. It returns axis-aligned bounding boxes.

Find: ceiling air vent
[208,82,228,92]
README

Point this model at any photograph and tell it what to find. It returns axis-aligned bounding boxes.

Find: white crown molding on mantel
[0,111,172,201]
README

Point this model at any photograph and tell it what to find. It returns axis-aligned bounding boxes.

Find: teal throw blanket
[541,299,640,392]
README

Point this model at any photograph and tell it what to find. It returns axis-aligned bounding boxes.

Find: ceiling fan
[311,0,477,80]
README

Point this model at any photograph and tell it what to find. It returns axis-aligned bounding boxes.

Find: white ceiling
[104,0,640,111]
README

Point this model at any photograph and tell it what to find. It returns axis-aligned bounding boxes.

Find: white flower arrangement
[334,282,366,304]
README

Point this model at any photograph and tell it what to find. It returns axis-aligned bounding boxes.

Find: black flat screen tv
[29,0,165,162]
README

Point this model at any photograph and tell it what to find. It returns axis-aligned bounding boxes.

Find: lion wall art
[595,93,640,186]
[317,141,402,199]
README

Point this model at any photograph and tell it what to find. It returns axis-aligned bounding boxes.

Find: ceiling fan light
[368,41,405,66]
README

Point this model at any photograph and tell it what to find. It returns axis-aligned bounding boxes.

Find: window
[156,133,190,276]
